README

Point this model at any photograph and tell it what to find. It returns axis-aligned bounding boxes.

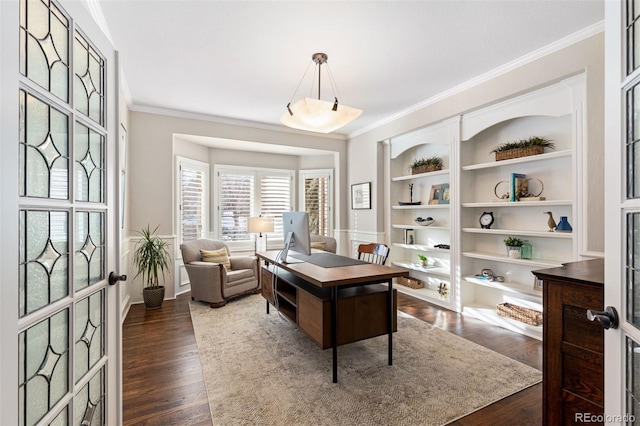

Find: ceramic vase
[555,216,573,232]
[507,246,521,259]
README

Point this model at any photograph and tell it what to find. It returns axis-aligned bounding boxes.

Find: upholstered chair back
[180,239,229,264]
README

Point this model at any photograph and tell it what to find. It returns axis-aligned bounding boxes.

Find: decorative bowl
[415,217,434,226]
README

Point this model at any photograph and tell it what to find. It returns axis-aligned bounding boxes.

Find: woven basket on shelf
[411,164,442,174]
[494,146,544,161]
[496,302,543,326]
[397,276,424,289]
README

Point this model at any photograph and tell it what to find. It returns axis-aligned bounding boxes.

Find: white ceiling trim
[347,20,605,140]
[128,104,348,141]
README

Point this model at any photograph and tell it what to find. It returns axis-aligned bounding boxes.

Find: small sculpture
[543,211,557,232]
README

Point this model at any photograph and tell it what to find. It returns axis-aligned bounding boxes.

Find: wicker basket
[412,164,442,174]
[494,146,544,161]
[397,276,424,289]
[496,303,543,326]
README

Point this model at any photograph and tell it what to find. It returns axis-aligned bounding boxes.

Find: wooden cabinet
[532,258,604,425]
[260,265,397,349]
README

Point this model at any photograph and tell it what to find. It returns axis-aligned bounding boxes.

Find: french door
[1,0,121,424]
[605,1,640,423]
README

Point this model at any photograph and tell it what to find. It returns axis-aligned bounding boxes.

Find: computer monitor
[279,211,311,262]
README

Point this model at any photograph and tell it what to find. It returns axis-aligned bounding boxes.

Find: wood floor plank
[123,292,542,425]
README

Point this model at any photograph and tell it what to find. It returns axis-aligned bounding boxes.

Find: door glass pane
[48,406,68,426]
[18,308,70,426]
[74,368,104,426]
[627,338,640,424]
[75,290,104,382]
[74,32,104,125]
[628,213,640,328]
[19,0,69,101]
[75,122,104,202]
[19,90,69,200]
[75,211,104,291]
[19,210,69,317]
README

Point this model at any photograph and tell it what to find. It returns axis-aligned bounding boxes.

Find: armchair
[180,239,259,308]
[310,234,337,253]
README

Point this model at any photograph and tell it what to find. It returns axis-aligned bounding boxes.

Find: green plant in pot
[409,156,443,174]
[490,136,555,161]
[503,236,523,259]
[417,254,428,266]
[133,225,172,310]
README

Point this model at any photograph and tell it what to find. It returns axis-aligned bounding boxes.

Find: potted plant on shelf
[504,236,523,259]
[133,225,172,310]
[409,156,443,175]
[417,254,428,266]
[490,136,555,161]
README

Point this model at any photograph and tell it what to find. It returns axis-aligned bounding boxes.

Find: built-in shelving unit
[385,75,585,339]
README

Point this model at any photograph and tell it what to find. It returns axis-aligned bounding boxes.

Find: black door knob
[586,306,619,330]
[109,271,127,286]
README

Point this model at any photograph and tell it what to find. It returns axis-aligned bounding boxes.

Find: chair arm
[229,256,258,271]
[184,261,228,301]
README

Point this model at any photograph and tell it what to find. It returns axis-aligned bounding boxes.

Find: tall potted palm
[133,225,172,310]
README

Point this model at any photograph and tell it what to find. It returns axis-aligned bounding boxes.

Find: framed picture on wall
[351,182,371,209]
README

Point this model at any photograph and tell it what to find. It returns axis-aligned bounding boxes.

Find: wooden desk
[256,250,409,383]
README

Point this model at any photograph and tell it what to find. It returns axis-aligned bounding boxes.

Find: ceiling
[95,0,603,139]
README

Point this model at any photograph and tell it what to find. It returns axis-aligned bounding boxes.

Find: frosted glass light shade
[280,97,362,133]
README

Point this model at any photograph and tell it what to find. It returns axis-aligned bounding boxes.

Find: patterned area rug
[189,294,541,425]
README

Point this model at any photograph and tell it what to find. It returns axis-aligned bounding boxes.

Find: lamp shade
[280,97,363,134]
[248,217,274,234]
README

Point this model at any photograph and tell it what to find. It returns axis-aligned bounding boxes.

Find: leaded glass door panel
[605,1,640,423]
[2,0,121,424]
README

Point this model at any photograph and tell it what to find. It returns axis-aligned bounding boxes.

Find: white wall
[127,111,349,302]
[347,31,605,255]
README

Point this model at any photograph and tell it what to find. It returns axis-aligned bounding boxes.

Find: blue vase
[555,216,572,232]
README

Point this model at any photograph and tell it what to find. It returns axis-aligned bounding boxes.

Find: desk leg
[388,278,393,366]
[331,286,338,383]
[266,300,270,314]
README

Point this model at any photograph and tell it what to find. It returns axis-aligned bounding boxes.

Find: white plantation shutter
[216,167,293,241]
[179,159,208,243]
[260,174,292,237]
[304,176,329,235]
[219,171,254,241]
[299,170,333,236]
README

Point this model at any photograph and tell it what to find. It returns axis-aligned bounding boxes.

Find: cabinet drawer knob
[586,306,619,330]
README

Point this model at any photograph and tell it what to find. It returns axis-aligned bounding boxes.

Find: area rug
[189,294,541,425]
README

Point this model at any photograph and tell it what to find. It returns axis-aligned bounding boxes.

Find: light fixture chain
[324,64,342,103]
[287,59,314,104]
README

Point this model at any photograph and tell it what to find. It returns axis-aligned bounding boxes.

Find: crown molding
[128,104,348,141]
[347,21,604,139]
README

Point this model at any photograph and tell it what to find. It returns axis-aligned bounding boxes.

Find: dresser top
[532,258,604,287]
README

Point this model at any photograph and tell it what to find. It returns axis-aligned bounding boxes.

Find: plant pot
[506,246,521,259]
[143,286,165,310]
[412,164,442,174]
[495,146,544,161]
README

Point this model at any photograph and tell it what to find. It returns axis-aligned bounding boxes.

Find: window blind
[304,176,329,236]
[180,165,206,242]
[217,168,293,241]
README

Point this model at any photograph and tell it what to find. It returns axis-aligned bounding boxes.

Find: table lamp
[248,216,274,253]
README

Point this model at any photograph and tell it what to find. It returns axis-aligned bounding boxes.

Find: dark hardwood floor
[123,292,542,425]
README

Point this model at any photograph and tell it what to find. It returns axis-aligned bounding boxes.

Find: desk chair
[357,243,390,265]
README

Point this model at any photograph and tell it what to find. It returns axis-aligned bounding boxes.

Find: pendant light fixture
[280,52,362,134]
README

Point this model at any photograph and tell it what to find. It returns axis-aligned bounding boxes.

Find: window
[299,170,333,236]
[177,157,209,244]
[215,166,294,241]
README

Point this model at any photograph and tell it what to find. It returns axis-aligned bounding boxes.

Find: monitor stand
[278,232,303,263]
